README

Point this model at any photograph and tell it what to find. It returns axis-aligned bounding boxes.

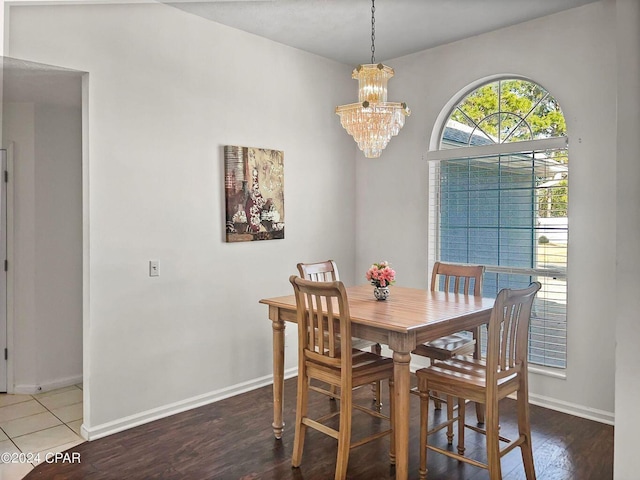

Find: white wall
[4,102,37,388]
[614,0,640,477]
[2,100,83,393]
[7,2,356,435]
[34,104,83,389]
[356,1,617,422]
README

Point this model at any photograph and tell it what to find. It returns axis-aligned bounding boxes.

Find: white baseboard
[13,375,83,395]
[83,367,299,441]
[527,392,614,425]
[82,364,614,442]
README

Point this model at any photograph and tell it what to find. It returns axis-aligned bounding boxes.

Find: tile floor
[0,385,84,480]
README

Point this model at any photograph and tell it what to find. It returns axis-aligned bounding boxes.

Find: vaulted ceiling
[166,0,599,65]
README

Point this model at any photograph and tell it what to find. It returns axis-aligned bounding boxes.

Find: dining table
[260,283,495,480]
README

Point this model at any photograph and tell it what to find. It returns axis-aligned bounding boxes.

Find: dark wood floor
[24,378,613,479]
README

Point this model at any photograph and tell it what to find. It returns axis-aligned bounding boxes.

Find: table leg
[393,350,412,480]
[272,314,285,439]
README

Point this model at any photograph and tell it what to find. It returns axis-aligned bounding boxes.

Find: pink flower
[365,261,396,287]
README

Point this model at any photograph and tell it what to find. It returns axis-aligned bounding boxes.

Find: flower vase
[373,285,390,301]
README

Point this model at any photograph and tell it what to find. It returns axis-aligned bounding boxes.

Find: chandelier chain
[336,0,410,158]
[371,0,376,63]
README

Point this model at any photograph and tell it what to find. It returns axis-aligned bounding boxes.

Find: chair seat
[418,355,520,401]
[412,332,475,361]
[307,349,394,389]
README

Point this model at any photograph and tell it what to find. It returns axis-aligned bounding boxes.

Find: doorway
[1,56,83,395]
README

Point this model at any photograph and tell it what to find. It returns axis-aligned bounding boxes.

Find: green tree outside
[449,79,568,217]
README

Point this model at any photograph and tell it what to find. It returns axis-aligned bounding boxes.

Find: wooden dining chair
[289,276,395,480]
[412,261,486,437]
[416,282,541,480]
[297,260,383,408]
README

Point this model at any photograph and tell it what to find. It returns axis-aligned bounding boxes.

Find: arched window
[428,78,568,369]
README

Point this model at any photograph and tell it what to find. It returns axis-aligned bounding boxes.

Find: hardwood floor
[24,378,613,479]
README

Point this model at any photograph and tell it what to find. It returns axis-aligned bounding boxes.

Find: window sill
[528,365,567,380]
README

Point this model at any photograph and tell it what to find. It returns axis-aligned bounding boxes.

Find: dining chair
[412,261,486,439]
[297,260,383,408]
[416,282,541,480]
[289,276,395,480]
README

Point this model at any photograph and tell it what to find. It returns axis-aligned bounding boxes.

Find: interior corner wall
[3,102,38,389]
[614,0,640,477]
[7,2,356,433]
[356,1,617,420]
[34,103,83,389]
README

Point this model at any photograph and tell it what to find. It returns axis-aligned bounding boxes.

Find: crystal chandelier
[336,0,410,158]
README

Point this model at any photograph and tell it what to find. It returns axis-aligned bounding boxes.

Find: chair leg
[418,388,429,480]
[457,397,466,455]
[433,390,442,410]
[292,371,309,468]
[476,401,485,425]
[517,390,536,480]
[388,377,395,465]
[330,384,338,400]
[486,397,502,480]
[472,327,485,425]
[373,381,382,411]
[371,344,382,410]
[429,358,443,410]
[334,385,352,480]
[446,395,454,444]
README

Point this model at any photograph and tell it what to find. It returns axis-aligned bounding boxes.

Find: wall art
[224,145,284,242]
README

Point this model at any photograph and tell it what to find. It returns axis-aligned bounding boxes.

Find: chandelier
[336,0,410,158]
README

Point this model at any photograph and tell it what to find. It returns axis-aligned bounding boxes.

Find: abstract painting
[224,145,285,242]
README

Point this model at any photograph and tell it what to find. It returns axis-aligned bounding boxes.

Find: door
[0,149,7,392]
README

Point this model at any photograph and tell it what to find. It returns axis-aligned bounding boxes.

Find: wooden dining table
[260,284,494,480]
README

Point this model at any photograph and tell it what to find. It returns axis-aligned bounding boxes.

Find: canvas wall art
[224,145,285,242]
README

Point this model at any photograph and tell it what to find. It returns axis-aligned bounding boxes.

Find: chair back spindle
[290,276,352,373]
[486,282,541,384]
[297,260,340,282]
[431,261,484,296]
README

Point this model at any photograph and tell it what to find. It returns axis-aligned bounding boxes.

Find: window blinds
[428,141,568,368]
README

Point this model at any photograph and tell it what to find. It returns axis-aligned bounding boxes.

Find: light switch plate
[149,260,160,277]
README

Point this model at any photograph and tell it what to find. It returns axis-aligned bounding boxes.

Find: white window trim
[426,136,568,162]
